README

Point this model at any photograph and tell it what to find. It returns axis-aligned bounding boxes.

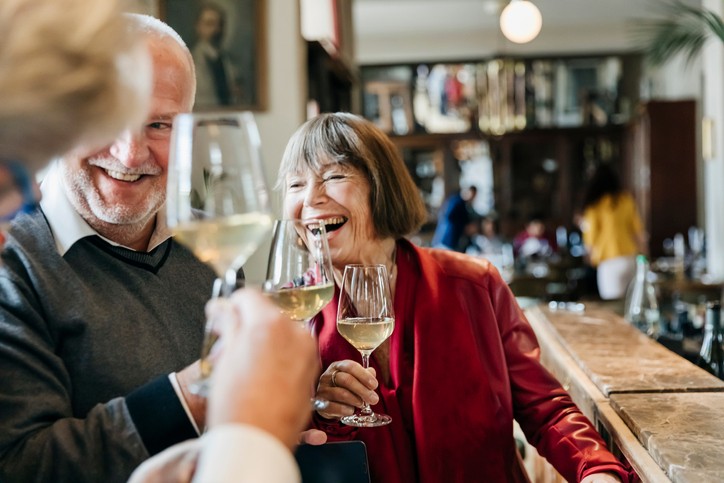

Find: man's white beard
[61,160,165,228]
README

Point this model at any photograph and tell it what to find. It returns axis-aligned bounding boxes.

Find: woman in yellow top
[581,164,646,299]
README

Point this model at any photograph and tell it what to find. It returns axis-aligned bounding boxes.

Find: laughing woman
[278,112,630,483]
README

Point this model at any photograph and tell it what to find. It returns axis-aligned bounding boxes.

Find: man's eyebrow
[150,114,177,122]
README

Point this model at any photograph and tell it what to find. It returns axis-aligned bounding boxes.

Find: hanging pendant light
[500,0,542,44]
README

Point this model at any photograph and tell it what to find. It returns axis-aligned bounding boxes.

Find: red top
[311,239,631,482]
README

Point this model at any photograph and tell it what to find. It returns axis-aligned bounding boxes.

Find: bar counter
[524,303,724,482]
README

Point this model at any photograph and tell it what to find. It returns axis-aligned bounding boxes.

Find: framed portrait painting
[159,0,266,111]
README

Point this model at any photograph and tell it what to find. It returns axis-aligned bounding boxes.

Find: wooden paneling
[625,100,698,258]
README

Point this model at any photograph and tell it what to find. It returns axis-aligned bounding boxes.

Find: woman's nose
[303,181,326,206]
[109,130,149,167]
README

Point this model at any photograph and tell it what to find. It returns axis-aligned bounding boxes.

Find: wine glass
[336,264,395,427]
[166,111,272,395]
[263,219,334,329]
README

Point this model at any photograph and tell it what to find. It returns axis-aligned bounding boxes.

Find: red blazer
[312,239,630,482]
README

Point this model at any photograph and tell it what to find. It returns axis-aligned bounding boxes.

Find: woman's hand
[581,472,622,483]
[315,360,379,420]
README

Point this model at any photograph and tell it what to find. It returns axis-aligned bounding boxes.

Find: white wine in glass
[263,219,334,328]
[167,111,272,395]
[336,264,395,427]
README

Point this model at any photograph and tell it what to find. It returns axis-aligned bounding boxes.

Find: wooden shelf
[388,124,627,240]
[307,40,357,114]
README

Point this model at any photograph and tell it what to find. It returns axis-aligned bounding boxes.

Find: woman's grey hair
[278,112,427,239]
[0,0,151,170]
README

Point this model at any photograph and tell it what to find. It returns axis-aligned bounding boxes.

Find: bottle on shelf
[623,255,660,338]
[697,301,724,379]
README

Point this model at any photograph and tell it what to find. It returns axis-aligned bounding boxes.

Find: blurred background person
[513,213,557,259]
[192,1,240,107]
[466,216,504,255]
[580,163,646,300]
[431,184,477,251]
[466,216,515,283]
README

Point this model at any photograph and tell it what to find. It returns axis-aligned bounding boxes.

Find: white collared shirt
[193,425,300,483]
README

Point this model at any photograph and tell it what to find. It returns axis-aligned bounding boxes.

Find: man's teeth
[106,169,141,182]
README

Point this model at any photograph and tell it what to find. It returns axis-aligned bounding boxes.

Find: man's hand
[206,289,319,450]
[128,439,200,483]
[176,361,207,431]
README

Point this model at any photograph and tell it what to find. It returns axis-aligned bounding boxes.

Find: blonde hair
[0,0,151,170]
[278,113,427,239]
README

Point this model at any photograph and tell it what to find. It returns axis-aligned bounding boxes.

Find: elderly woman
[279,112,630,483]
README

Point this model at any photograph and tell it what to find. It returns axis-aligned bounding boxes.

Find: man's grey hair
[125,13,197,109]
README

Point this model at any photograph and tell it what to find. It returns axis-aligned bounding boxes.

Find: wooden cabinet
[624,100,697,258]
[489,126,624,235]
[391,126,626,241]
[307,40,357,115]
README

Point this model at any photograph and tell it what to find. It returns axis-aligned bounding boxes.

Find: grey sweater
[0,209,216,482]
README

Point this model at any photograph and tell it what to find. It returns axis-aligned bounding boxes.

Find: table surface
[538,304,724,395]
[526,303,724,483]
[610,392,724,483]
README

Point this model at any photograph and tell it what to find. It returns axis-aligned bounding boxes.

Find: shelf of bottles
[360,54,638,136]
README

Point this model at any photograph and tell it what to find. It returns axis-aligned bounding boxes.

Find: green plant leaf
[636,1,724,66]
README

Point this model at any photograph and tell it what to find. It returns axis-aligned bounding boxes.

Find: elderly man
[0,12,318,483]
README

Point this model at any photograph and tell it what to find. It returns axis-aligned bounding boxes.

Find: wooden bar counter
[524,303,724,482]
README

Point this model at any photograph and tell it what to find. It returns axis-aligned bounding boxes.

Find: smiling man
[0,14,216,483]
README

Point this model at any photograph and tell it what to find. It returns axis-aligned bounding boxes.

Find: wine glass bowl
[336,264,395,427]
[263,219,334,328]
[166,111,272,395]
[167,112,272,276]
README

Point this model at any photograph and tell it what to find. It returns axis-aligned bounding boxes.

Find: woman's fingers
[315,360,380,419]
[298,429,328,445]
[316,401,357,420]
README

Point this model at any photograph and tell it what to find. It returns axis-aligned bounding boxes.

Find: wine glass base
[340,412,392,427]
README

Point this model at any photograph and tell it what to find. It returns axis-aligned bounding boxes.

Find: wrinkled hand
[315,360,379,420]
[581,473,622,483]
[206,289,319,451]
[128,439,200,483]
[299,429,327,445]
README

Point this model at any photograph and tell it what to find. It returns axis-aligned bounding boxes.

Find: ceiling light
[500,0,542,44]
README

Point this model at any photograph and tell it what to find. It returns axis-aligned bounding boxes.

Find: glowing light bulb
[500,0,542,44]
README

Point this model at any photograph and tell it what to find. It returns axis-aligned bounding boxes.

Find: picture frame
[553,56,621,127]
[159,0,266,111]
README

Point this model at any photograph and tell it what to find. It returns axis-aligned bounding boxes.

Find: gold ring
[330,369,340,387]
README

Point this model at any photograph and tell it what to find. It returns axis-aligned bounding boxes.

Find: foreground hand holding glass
[167,111,272,396]
[336,264,395,427]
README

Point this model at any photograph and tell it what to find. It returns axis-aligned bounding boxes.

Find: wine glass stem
[359,351,374,416]
[223,268,237,296]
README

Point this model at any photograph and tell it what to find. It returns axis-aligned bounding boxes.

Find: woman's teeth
[106,169,141,182]
[324,217,347,233]
[307,217,347,235]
